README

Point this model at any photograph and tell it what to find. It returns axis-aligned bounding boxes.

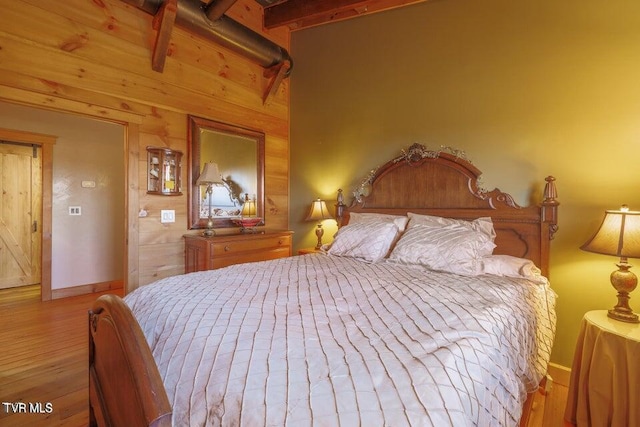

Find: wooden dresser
[184,230,293,273]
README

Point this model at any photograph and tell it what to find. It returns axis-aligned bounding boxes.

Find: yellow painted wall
[290,0,640,367]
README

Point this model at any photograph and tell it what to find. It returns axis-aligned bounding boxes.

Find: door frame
[0,98,143,300]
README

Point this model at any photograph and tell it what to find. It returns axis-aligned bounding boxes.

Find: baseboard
[548,362,571,387]
[51,279,123,300]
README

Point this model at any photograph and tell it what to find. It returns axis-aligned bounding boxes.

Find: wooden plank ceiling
[261,0,432,31]
[197,0,431,30]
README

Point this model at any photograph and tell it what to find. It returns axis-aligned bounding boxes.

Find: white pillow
[481,255,546,283]
[349,212,409,232]
[328,222,400,262]
[388,223,496,276]
[407,213,496,256]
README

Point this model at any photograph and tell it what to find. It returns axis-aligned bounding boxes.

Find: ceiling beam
[151,0,178,72]
[264,0,432,30]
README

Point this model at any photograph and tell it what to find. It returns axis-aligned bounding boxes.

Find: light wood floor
[0,285,123,426]
[0,285,570,426]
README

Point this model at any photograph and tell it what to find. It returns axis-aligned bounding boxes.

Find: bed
[88,144,559,427]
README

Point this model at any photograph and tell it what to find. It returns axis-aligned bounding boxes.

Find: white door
[0,142,41,289]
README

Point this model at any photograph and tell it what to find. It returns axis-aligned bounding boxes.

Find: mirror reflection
[188,116,265,230]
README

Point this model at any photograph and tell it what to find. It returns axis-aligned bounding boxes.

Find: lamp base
[202,216,215,237]
[315,224,324,250]
[608,261,639,323]
[607,307,639,323]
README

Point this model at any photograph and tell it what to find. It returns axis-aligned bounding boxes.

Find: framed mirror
[188,115,265,230]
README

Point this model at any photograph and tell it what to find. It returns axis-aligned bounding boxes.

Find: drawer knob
[224,246,231,251]
[278,239,283,245]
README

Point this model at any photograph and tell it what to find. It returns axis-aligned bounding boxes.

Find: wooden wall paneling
[0,0,290,288]
[0,51,288,142]
[0,71,153,121]
[0,32,288,129]
[8,0,291,116]
[0,84,145,125]
[264,194,289,230]
[1,2,153,75]
[264,134,289,229]
[138,242,185,285]
[0,35,278,131]
[17,0,150,46]
[265,135,290,174]
[7,0,289,115]
[265,176,289,197]
[138,211,188,244]
[14,0,289,107]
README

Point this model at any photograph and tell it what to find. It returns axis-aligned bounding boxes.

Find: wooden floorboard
[0,285,123,427]
[0,284,570,426]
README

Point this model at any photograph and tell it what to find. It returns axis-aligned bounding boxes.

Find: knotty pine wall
[0,0,290,291]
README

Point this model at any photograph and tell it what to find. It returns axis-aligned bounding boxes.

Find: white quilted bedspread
[125,254,556,427]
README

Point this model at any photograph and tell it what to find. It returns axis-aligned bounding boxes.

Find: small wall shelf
[147,146,183,195]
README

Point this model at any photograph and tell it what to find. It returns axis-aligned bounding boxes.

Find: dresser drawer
[211,234,291,256]
[212,247,291,269]
[184,230,293,273]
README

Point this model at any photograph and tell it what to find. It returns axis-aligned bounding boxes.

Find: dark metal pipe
[121,0,292,75]
[205,0,238,21]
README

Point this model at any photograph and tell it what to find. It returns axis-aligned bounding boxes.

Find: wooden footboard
[88,294,171,427]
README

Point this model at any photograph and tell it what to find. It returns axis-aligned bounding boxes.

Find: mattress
[125,253,556,426]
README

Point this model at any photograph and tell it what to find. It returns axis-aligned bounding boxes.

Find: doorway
[0,101,126,300]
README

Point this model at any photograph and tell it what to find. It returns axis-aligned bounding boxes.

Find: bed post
[335,188,346,228]
[537,176,559,277]
[541,176,559,239]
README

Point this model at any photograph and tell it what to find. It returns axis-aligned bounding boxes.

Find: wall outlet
[69,206,81,215]
[160,210,175,223]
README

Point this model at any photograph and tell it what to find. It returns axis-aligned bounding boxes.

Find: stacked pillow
[388,213,495,276]
[327,213,409,263]
[327,211,543,281]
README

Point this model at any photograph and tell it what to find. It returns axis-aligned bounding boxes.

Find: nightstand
[564,310,640,426]
[298,247,323,255]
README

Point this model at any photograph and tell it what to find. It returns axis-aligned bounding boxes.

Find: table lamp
[581,205,640,323]
[196,162,223,237]
[306,199,334,249]
[241,193,257,217]
[232,193,262,231]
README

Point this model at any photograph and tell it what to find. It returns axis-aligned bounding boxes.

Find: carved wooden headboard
[335,144,559,276]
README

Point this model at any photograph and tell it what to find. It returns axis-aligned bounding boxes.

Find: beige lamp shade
[306,199,334,221]
[581,206,640,258]
[196,162,223,185]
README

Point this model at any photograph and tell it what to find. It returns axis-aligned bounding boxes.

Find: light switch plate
[161,210,175,223]
[69,206,81,216]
